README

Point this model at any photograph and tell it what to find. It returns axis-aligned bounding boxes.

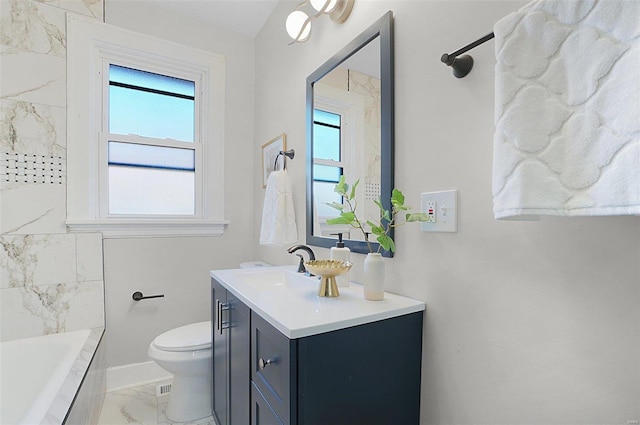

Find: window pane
[110,65,194,97]
[314,109,340,127]
[313,124,340,161]
[313,164,341,183]
[314,181,342,217]
[109,65,195,142]
[107,142,195,215]
[108,142,194,170]
[108,166,195,215]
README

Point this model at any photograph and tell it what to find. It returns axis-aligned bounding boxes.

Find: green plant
[326,176,430,253]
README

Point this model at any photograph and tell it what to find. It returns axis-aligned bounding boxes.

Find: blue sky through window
[109,65,195,142]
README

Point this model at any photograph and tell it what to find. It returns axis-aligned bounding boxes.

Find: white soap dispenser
[330,233,350,288]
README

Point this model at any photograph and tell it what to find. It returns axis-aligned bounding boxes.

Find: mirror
[306,11,394,256]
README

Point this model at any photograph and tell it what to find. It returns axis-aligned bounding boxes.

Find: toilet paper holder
[132,291,165,301]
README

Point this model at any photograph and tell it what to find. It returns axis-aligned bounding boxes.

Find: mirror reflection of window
[313,109,343,221]
[313,66,379,241]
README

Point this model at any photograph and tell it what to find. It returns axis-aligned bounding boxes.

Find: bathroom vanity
[211,266,425,425]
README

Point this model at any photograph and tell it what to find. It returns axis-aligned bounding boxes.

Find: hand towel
[260,170,298,246]
[493,0,640,219]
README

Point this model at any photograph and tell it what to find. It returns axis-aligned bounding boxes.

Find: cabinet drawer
[251,382,284,425]
[251,312,296,424]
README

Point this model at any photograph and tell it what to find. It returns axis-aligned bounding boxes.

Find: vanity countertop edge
[210,265,426,339]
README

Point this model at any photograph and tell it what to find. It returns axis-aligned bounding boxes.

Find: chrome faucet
[287,244,316,274]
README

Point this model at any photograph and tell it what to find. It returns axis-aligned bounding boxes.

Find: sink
[225,268,318,291]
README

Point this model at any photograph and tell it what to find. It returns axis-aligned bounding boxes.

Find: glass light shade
[310,0,338,13]
[286,10,311,42]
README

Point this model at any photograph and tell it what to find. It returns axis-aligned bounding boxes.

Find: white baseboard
[106,361,172,392]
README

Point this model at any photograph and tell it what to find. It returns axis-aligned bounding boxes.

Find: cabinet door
[228,291,250,424]
[297,311,424,425]
[211,278,228,425]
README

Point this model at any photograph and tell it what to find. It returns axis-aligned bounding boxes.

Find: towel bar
[441,32,495,78]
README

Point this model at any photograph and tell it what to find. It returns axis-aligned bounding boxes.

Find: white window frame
[66,14,227,238]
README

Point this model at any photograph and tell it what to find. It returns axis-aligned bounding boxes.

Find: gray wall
[253,1,640,424]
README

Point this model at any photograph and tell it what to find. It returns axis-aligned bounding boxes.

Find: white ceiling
[138,0,280,38]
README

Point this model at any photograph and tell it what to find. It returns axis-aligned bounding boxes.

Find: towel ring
[274,149,295,171]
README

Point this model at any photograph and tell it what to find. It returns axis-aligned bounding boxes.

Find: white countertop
[211,265,425,339]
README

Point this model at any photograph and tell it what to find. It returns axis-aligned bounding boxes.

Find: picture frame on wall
[261,133,286,188]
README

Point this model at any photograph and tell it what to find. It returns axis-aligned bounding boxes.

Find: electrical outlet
[421,190,457,233]
[426,201,436,223]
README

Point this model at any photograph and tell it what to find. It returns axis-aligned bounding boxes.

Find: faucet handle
[295,254,306,273]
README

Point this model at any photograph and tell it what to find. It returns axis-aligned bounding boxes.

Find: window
[66,15,227,237]
[312,85,366,238]
[313,108,344,218]
[105,65,197,216]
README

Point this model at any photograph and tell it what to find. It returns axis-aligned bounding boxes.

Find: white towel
[260,170,298,246]
[493,0,640,219]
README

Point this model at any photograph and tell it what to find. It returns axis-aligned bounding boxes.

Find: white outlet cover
[421,190,457,232]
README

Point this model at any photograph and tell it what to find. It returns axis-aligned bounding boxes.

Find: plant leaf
[377,235,395,252]
[391,189,405,208]
[367,220,385,235]
[326,211,356,225]
[406,212,430,222]
[334,175,348,196]
[326,202,345,211]
[349,179,360,200]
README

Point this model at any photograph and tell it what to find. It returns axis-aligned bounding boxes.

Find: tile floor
[97,380,215,425]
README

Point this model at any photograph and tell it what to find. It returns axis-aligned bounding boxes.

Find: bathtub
[0,328,105,425]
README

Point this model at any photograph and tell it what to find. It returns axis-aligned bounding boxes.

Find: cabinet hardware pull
[259,357,275,370]
[216,300,230,335]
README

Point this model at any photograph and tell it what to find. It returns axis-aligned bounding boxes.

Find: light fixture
[286,10,312,43]
[310,0,338,13]
[286,0,355,44]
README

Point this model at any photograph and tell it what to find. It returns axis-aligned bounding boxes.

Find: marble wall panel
[37,0,103,20]
[76,233,104,282]
[0,99,66,155]
[0,0,105,342]
[0,50,66,107]
[0,280,104,340]
[0,0,66,57]
[0,233,76,288]
[0,181,67,234]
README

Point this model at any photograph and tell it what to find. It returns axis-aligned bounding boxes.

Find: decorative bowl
[304,259,353,297]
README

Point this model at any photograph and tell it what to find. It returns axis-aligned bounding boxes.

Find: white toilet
[148,321,212,422]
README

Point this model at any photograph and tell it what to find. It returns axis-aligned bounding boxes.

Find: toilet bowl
[148,321,212,422]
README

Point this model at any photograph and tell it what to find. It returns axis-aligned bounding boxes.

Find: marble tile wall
[0,0,105,341]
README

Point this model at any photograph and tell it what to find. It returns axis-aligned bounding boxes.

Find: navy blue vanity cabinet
[211,278,250,425]
[251,310,424,425]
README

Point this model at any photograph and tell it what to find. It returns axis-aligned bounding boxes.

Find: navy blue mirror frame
[306,11,394,257]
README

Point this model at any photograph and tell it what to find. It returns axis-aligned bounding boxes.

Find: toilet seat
[152,321,211,352]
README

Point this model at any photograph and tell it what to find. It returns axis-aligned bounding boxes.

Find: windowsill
[66,218,229,238]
